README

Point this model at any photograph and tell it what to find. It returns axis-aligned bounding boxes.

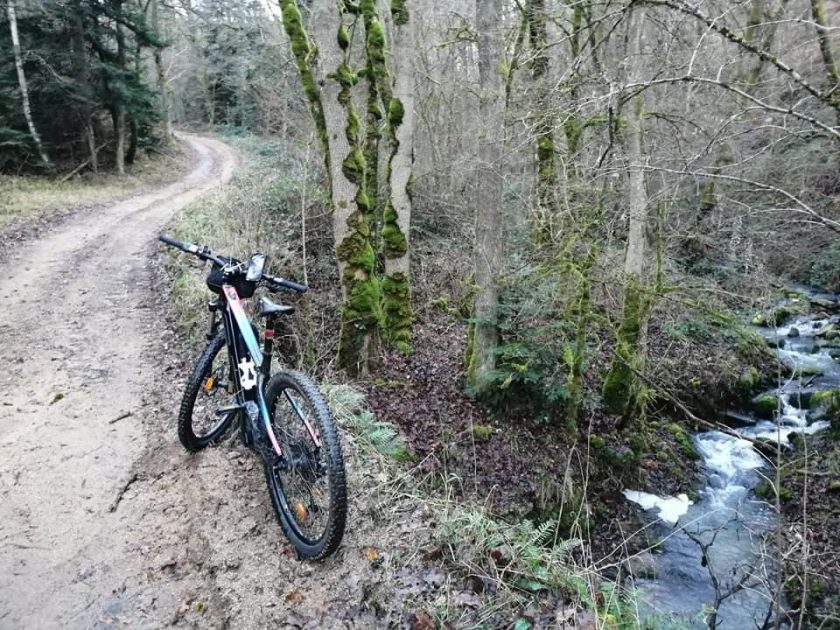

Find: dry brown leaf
[285,590,305,604]
[363,546,379,562]
[409,610,435,630]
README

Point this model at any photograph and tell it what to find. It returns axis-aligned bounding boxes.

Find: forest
[1,0,839,628]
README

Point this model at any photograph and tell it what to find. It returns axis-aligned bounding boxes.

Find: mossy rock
[751,313,769,327]
[809,296,840,312]
[797,365,823,377]
[755,481,792,501]
[737,367,763,396]
[751,393,779,419]
[772,306,796,325]
[666,423,700,460]
[817,324,840,340]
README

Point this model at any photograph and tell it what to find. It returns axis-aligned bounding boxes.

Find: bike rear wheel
[178,330,237,451]
[263,371,346,560]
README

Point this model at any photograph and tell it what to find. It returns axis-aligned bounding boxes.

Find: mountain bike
[158,234,346,560]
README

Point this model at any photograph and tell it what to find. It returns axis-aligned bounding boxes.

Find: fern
[323,384,411,460]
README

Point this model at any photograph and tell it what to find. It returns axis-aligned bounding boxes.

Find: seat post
[261,314,277,377]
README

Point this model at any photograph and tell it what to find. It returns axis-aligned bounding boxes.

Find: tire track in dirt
[0,134,237,629]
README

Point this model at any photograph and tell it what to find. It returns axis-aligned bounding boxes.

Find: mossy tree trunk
[282,0,382,376]
[381,0,415,353]
[467,0,506,388]
[525,0,559,243]
[810,0,840,123]
[601,4,651,420]
[563,3,584,170]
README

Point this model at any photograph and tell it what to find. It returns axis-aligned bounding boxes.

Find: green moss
[337,233,376,274]
[602,283,650,417]
[755,480,792,502]
[390,0,408,25]
[589,435,606,451]
[342,147,367,183]
[472,424,493,440]
[737,366,763,396]
[279,0,329,165]
[536,134,555,177]
[346,108,361,144]
[387,98,404,128]
[337,23,350,50]
[563,117,582,155]
[752,393,779,419]
[334,63,360,88]
[382,272,412,353]
[666,423,700,460]
[381,204,407,257]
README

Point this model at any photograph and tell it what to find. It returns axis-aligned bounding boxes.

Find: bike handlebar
[158,233,308,293]
[263,273,308,294]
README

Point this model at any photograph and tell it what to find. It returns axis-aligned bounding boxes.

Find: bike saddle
[259,296,295,317]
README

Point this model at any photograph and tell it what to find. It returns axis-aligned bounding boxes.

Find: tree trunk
[526,0,559,242]
[126,117,138,165]
[810,0,840,123]
[601,4,650,420]
[467,0,505,388]
[7,0,50,167]
[282,0,382,376]
[380,0,415,353]
[150,0,172,141]
[70,1,97,172]
[114,0,126,174]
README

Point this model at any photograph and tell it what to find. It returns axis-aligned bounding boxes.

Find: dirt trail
[0,134,238,628]
[0,134,433,630]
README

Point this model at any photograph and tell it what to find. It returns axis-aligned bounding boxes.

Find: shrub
[811,241,840,292]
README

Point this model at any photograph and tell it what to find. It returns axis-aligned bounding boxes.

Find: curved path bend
[0,135,237,628]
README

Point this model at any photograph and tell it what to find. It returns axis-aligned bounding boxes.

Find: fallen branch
[60,141,110,182]
[108,472,139,513]
[108,410,133,425]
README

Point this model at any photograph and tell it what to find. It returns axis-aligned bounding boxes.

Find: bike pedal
[216,404,244,416]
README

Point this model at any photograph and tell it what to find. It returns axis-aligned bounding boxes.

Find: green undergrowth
[163,133,326,348]
[323,383,411,461]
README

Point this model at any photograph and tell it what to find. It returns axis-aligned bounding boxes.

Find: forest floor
[0,135,596,629]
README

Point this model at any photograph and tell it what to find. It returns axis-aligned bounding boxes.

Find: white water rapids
[623,290,839,628]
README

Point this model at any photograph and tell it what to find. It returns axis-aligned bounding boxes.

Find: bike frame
[213,283,320,458]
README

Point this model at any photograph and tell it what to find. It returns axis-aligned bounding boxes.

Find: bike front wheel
[177,330,237,451]
[263,371,347,560]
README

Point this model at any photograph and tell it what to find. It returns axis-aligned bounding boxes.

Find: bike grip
[158,233,186,251]
[280,278,308,293]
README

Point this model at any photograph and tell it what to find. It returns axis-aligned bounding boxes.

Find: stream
[624,288,839,628]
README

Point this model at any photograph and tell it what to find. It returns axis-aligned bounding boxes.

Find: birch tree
[6,0,49,167]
